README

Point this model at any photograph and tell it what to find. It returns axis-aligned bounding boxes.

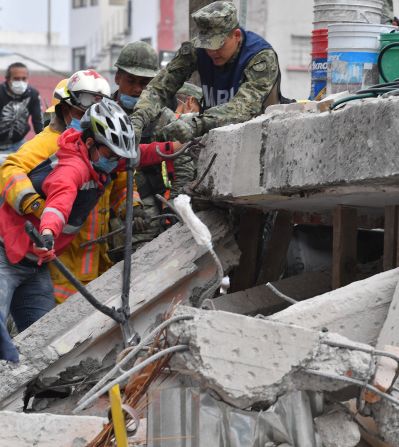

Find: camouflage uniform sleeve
[132,42,198,135]
[170,154,196,200]
[198,49,280,133]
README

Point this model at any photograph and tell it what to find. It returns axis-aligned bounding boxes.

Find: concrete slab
[167,307,375,409]
[195,97,399,211]
[270,269,399,346]
[0,210,240,411]
[377,279,399,349]
[0,411,106,447]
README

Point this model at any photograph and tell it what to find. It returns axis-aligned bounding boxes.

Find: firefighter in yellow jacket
[0,71,141,303]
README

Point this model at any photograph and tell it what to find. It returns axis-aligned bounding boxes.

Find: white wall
[0,0,69,45]
[247,0,313,100]
[131,0,158,49]
[70,0,129,68]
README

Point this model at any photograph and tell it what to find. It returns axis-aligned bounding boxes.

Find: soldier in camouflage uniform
[175,82,203,115]
[170,82,203,199]
[131,0,281,144]
[151,82,203,200]
[110,42,174,254]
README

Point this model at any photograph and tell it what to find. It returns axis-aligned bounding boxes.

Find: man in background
[0,62,42,153]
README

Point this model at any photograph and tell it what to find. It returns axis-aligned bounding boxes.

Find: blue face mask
[119,93,139,110]
[67,117,82,131]
[92,155,118,174]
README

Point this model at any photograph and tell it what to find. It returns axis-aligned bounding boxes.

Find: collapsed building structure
[2,96,399,446]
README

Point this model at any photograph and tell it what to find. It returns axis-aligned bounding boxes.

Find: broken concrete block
[270,269,399,346]
[372,399,399,446]
[314,409,360,447]
[202,271,331,316]
[0,210,240,411]
[377,278,399,349]
[366,346,399,404]
[195,96,399,210]
[0,411,106,447]
[167,307,375,409]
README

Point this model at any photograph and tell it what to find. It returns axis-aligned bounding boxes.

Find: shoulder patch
[181,42,192,55]
[252,61,267,72]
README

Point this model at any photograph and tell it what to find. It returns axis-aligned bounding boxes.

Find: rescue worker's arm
[138,141,176,168]
[115,141,176,173]
[39,164,85,239]
[0,127,60,215]
[193,49,280,134]
[131,42,197,141]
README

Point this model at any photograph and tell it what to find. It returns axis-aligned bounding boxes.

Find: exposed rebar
[305,369,399,407]
[76,314,194,406]
[74,344,188,413]
[265,282,298,305]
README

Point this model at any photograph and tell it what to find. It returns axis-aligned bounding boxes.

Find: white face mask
[10,80,28,95]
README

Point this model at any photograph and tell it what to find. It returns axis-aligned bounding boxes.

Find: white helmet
[65,69,111,111]
[81,98,138,161]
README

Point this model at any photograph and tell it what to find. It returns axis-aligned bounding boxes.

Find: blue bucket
[310,57,328,100]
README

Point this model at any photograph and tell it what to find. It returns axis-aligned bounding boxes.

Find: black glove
[42,233,54,250]
[133,208,150,233]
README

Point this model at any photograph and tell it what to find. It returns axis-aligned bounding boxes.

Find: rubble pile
[2,97,399,446]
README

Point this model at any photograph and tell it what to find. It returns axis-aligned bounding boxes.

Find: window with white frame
[72,0,88,8]
[72,47,86,71]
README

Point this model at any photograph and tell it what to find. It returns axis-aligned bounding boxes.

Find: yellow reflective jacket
[0,117,140,304]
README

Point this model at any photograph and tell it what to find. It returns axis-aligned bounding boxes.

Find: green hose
[378,41,399,83]
[330,93,376,110]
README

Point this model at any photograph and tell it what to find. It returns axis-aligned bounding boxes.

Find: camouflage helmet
[115,41,159,78]
[191,1,239,50]
[177,82,203,102]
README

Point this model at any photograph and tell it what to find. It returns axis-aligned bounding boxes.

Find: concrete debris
[0,411,106,447]
[0,210,240,411]
[314,409,361,447]
[147,387,319,447]
[377,278,399,350]
[372,399,399,446]
[195,96,399,210]
[167,306,375,409]
[202,271,331,316]
[270,268,399,346]
[366,346,399,404]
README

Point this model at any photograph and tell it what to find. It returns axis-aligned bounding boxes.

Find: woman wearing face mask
[0,62,43,153]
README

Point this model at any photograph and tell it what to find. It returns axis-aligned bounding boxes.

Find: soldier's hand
[133,208,150,232]
[162,113,201,142]
[152,107,177,139]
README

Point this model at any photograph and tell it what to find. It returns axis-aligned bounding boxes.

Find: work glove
[152,107,178,139]
[32,232,55,266]
[133,208,150,233]
[161,113,202,143]
[21,193,45,219]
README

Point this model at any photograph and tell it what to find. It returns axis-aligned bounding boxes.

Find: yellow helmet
[45,78,69,113]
